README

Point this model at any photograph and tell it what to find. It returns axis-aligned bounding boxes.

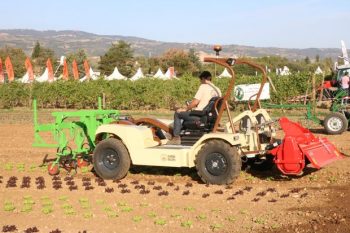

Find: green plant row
[0,73,322,109]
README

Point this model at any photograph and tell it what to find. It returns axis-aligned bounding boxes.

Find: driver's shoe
[166,136,181,145]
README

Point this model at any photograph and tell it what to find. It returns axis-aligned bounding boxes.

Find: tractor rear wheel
[93,138,131,180]
[195,140,241,185]
[324,112,348,135]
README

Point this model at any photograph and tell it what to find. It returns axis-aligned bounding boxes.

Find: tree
[160,48,201,76]
[31,43,57,74]
[304,56,311,64]
[31,41,41,59]
[99,41,134,77]
[0,46,27,78]
[315,54,320,63]
[66,49,88,77]
[188,48,202,74]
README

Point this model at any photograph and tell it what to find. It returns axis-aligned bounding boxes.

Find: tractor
[91,55,343,185]
[318,40,350,134]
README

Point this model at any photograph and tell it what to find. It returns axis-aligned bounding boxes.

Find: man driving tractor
[167,71,222,145]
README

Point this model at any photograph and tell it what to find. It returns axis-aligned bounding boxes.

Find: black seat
[182,97,223,132]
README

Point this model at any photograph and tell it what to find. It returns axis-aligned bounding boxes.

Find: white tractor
[92,54,342,185]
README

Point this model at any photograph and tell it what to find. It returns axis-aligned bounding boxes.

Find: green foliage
[22,196,35,213]
[31,41,41,59]
[196,214,207,220]
[99,40,134,77]
[132,216,143,222]
[30,42,57,74]
[0,46,27,78]
[3,201,15,212]
[42,206,53,214]
[4,163,13,171]
[120,206,133,212]
[83,211,93,219]
[160,48,200,75]
[184,206,195,211]
[148,211,157,218]
[0,73,322,110]
[210,223,223,231]
[66,49,88,77]
[154,218,167,226]
[58,196,69,201]
[181,220,193,228]
[17,163,25,172]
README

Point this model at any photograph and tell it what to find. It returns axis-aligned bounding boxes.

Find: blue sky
[1,0,349,48]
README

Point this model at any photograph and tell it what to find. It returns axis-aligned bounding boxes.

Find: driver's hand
[176,108,187,113]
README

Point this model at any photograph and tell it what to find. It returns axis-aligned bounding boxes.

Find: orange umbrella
[62,59,69,80]
[0,58,4,83]
[72,60,79,80]
[46,58,54,82]
[25,57,34,81]
[5,56,14,82]
[83,60,90,80]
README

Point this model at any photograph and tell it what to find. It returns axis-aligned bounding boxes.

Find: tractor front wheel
[324,112,348,135]
[195,140,241,185]
[93,138,131,180]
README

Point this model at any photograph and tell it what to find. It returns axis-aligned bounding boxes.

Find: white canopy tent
[315,66,324,75]
[130,68,144,81]
[80,67,99,82]
[35,68,56,82]
[19,72,35,83]
[153,68,166,79]
[164,67,178,80]
[218,68,232,78]
[280,66,290,76]
[105,67,127,80]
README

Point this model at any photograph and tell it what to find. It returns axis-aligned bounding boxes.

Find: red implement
[269,117,343,175]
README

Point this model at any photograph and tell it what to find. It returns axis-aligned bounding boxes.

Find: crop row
[0,73,321,109]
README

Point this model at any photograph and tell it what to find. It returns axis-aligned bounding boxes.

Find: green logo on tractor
[235,87,244,100]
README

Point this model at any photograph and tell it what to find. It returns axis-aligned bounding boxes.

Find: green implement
[33,97,120,175]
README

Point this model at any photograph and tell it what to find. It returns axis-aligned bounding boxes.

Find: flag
[72,60,79,80]
[5,56,14,82]
[25,57,34,82]
[0,58,4,83]
[63,59,69,80]
[46,58,54,82]
[83,60,90,80]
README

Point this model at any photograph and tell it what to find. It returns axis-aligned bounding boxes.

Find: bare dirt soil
[0,113,349,233]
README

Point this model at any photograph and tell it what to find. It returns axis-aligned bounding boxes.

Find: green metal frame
[261,102,321,124]
[261,89,350,126]
[33,97,119,166]
[330,89,348,112]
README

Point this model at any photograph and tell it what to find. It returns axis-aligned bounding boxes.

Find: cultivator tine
[39,154,55,167]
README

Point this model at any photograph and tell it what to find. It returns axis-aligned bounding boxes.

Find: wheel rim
[327,116,343,132]
[205,153,228,176]
[101,148,120,170]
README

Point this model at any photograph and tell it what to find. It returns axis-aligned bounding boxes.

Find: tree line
[0,40,337,79]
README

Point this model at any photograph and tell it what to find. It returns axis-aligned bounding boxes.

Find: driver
[340,71,350,95]
[167,71,222,145]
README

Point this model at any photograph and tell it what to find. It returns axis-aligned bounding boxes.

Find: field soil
[0,110,349,233]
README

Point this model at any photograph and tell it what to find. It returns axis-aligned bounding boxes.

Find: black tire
[93,138,131,180]
[195,140,241,185]
[323,112,348,135]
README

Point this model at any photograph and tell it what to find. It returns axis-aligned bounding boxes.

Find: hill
[0,29,343,60]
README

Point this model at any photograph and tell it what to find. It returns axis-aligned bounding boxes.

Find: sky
[1,0,349,48]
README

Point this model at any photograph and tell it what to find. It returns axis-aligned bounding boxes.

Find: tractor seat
[182,97,223,132]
